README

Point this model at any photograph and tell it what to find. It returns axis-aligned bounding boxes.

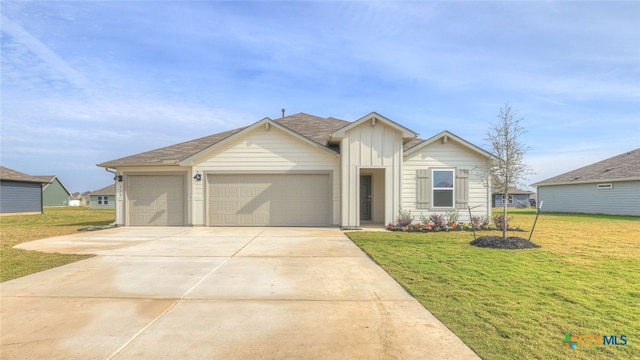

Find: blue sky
[1,1,638,193]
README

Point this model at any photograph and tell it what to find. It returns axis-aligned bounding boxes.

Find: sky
[1,1,639,193]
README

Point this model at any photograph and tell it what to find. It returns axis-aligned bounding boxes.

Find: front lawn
[347,210,639,359]
[0,207,115,282]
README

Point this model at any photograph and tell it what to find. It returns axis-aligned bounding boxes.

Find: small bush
[492,214,512,230]
[429,214,447,230]
[397,208,414,227]
[445,209,460,225]
[470,216,483,228]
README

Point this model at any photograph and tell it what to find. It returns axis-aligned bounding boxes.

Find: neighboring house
[532,148,640,216]
[98,112,495,227]
[32,175,71,207]
[0,166,47,215]
[89,184,116,209]
[69,198,82,207]
[492,187,534,208]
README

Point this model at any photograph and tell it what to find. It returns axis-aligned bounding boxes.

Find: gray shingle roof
[89,184,115,196]
[98,127,246,167]
[532,148,640,186]
[0,166,48,183]
[98,113,353,167]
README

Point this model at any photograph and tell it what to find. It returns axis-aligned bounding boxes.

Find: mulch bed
[470,236,540,250]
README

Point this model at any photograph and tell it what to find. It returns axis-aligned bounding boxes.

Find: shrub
[429,214,447,230]
[397,208,414,227]
[445,209,460,225]
[470,216,483,228]
[492,214,512,230]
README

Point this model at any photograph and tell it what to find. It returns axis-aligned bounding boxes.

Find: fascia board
[405,130,496,160]
[330,112,418,140]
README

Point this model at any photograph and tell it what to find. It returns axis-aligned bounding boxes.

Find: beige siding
[403,140,490,222]
[341,122,403,226]
[191,126,340,225]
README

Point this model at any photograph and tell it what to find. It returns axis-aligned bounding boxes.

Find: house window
[597,183,613,190]
[98,196,109,205]
[501,195,514,204]
[432,169,454,208]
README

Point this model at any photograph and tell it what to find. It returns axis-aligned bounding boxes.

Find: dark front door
[360,175,372,221]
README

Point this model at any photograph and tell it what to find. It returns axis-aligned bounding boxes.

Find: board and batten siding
[403,140,491,222]
[340,122,403,226]
[191,125,340,226]
[537,181,640,216]
[0,181,43,214]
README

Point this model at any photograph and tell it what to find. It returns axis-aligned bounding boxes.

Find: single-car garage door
[127,175,185,225]
[208,174,331,226]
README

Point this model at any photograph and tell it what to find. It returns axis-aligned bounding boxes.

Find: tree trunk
[502,192,508,240]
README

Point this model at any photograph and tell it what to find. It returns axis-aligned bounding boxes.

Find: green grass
[0,207,115,282]
[347,211,639,359]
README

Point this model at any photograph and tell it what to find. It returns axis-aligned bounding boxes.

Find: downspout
[105,167,117,177]
[105,167,118,225]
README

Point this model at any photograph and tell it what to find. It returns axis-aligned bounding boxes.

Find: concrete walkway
[1,227,479,359]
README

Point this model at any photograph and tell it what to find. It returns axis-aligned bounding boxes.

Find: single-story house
[492,187,535,208]
[69,198,82,207]
[32,175,71,207]
[0,166,47,215]
[89,184,116,209]
[532,148,640,216]
[98,112,495,227]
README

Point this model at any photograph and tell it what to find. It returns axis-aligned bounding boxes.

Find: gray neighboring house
[492,187,534,208]
[0,166,46,215]
[89,184,116,209]
[532,148,640,216]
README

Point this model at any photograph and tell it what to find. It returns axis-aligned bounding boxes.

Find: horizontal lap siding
[403,141,489,222]
[193,127,340,225]
[0,181,42,214]
[538,181,640,216]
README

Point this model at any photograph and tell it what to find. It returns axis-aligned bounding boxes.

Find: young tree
[486,104,534,240]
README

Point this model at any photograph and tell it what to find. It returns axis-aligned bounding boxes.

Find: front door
[360,175,372,221]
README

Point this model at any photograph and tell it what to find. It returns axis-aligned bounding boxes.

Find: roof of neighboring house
[89,184,116,196]
[0,166,49,184]
[492,187,534,195]
[532,148,640,186]
[32,175,72,196]
[99,112,428,168]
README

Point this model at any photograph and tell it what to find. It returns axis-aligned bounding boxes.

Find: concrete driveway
[1,227,479,359]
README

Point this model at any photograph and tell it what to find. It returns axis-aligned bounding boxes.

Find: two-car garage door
[208,174,331,226]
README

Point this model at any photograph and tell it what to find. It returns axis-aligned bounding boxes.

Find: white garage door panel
[209,174,330,226]
[128,175,185,226]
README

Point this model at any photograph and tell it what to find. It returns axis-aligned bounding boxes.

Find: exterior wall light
[193,173,202,181]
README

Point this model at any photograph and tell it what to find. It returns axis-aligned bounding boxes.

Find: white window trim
[501,195,514,204]
[597,183,613,190]
[432,169,455,209]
